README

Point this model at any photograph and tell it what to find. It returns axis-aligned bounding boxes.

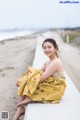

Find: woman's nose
[45,48,49,51]
[45,49,48,52]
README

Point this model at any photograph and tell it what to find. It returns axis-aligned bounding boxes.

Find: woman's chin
[46,54,51,57]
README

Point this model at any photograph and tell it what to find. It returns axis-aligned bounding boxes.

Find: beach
[0,35,37,120]
[0,30,80,120]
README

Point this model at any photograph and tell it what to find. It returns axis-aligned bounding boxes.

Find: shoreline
[0,30,39,42]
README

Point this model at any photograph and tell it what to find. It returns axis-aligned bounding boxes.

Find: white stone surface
[24,34,80,120]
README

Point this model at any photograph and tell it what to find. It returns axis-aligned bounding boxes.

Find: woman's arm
[39,62,46,71]
[40,61,58,83]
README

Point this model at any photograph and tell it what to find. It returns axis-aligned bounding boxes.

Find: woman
[13,38,66,120]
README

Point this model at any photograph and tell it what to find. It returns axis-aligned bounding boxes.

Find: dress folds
[17,66,66,103]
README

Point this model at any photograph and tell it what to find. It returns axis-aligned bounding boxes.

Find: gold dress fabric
[17,66,66,103]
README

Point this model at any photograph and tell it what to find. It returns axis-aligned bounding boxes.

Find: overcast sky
[0,0,80,29]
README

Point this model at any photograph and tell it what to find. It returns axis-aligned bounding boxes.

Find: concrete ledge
[24,71,80,120]
[24,36,80,120]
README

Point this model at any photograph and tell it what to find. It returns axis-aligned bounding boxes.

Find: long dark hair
[42,38,58,57]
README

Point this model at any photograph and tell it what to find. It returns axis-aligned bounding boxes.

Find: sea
[0,30,35,41]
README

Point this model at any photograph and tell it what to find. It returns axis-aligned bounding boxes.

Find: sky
[0,0,80,29]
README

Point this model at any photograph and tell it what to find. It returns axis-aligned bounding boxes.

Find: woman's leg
[17,96,33,107]
[17,83,33,107]
[13,96,25,120]
[18,95,25,103]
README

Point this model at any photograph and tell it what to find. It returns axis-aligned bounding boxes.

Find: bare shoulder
[55,58,62,64]
[50,58,63,69]
[45,59,61,67]
[45,60,50,65]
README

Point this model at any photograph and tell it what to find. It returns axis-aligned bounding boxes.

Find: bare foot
[13,107,25,120]
[17,98,32,107]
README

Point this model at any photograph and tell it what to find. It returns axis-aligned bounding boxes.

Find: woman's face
[42,42,56,57]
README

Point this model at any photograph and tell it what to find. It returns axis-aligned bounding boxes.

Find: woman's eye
[43,47,46,49]
[43,46,51,49]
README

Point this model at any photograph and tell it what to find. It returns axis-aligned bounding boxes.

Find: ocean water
[0,30,34,41]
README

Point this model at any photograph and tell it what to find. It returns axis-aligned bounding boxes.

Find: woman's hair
[42,38,59,57]
[42,38,58,50]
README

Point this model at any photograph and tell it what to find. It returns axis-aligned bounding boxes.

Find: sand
[0,35,37,120]
[0,30,80,120]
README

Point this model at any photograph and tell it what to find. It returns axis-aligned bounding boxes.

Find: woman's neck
[49,54,57,61]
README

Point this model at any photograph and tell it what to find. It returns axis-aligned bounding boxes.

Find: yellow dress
[17,66,66,103]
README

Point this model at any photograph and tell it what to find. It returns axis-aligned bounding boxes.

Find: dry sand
[0,35,37,120]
